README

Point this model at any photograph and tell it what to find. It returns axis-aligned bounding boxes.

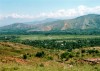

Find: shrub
[47,56,53,60]
[68,53,74,58]
[87,49,99,54]
[35,51,45,58]
[60,52,70,60]
[23,54,27,59]
[60,52,74,60]
[81,49,86,53]
[39,63,44,67]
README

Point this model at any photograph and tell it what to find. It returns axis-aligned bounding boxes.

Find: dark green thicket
[87,49,99,54]
[22,38,100,50]
[0,35,100,50]
[0,35,20,42]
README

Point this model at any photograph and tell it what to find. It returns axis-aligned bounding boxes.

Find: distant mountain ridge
[30,14,100,31]
[0,14,100,34]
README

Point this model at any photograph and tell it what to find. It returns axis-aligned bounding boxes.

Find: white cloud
[37,5,100,18]
[0,5,100,20]
[6,13,35,19]
[0,15,4,20]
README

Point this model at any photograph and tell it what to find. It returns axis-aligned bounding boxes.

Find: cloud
[39,5,100,18]
[0,5,100,20]
[6,13,35,19]
[43,5,100,18]
[0,15,4,20]
[40,5,100,18]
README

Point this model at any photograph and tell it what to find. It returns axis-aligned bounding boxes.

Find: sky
[0,0,100,26]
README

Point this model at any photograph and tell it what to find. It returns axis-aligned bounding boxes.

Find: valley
[0,14,100,71]
[1,0,100,71]
[0,34,100,71]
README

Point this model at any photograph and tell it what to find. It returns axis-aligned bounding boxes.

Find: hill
[0,14,100,34]
[33,14,100,31]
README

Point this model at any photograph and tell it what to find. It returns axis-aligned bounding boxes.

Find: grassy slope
[0,42,100,71]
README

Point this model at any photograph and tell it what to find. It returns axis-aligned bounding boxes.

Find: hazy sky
[0,0,100,26]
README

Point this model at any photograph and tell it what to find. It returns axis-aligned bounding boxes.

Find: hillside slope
[0,14,100,33]
[0,42,100,71]
[33,14,100,31]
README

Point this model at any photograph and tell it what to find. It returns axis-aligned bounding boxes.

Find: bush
[35,51,45,58]
[87,49,99,54]
[81,49,86,53]
[68,53,74,58]
[60,52,70,60]
[39,63,44,67]
[75,52,80,57]
[23,54,27,59]
[47,56,53,60]
[60,52,74,60]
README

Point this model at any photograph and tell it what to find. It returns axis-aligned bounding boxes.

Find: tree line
[22,38,100,50]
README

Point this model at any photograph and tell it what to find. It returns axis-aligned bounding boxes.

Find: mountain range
[0,14,100,34]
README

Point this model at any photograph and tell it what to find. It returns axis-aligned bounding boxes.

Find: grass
[0,41,100,71]
[0,62,100,71]
[18,35,100,40]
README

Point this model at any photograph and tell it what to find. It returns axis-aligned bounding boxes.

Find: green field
[18,35,100,40]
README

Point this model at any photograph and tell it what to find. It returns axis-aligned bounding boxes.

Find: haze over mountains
[0,14,100,34]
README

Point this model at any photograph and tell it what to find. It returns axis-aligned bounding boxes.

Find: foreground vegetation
[0,35,100,71]
[0,42,100,71]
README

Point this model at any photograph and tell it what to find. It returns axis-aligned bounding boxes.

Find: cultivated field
[18,35,100,40]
